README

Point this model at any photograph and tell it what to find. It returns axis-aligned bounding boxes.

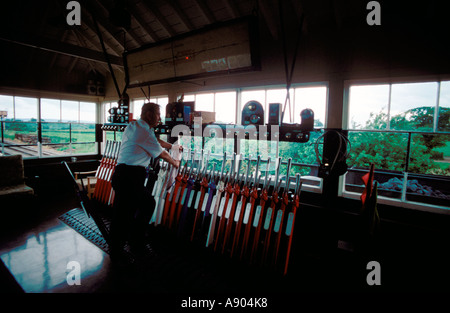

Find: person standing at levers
[110,102,181,260]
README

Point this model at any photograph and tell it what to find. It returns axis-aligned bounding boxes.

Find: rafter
[49,30,69,69]
[127,4,160,43]
[141,0,176,37]
[72,29,108,74]
[90,0,145,49]
[81,6,125,52]
[166,0,195,31]
[0,31,123,66]
[79,17,123,57]
[224,0,240,19]
[289,0,308,33]
[193,0,216,24]
[67,56,79,74]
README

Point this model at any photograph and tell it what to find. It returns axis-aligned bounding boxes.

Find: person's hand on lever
[172,159,180,169]
[172,144,183,153]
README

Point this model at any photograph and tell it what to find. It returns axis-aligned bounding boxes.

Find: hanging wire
[278,0,305,124]
[314,130,351,171]
[92,14,121,99]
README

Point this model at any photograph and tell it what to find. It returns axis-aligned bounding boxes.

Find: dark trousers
[110,164,156,253]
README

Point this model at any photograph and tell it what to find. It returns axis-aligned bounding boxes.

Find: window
[295,86,328,128]
[41,99,97,156]
[181,91,237,155]
[240,85,327,178]
[344,80,450,211]
[215,92,236,124]
[131,97,168,120]
[438,81,450,132]
[183,91,236,124]
[104,96,169,143]
[1,96,38,157]
[180,85,327,183]
[348,84,390,130]
[195,93,214,112]
[1,95,98,158]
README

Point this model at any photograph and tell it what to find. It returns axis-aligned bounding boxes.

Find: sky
[3,80,448,128]
[0,95,96,123]
[348,81,450,129]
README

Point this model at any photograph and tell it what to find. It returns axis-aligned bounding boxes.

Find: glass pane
[239,139,260,158]
[390,82,438,131]
[4,122,38,144]
[62,100,79,122]
[72,123,95,143]
[347,131,408,171]
[2,121,38,157]
[41,143,68,156]
[215,91,236,124]
[348,84,390,129]
[345,168,404,200]
[203,136,224,155]
[438,81,450,132]
[71,143,97,155]
[409,133,450,176]
[133,99,145,119]
[42,123,70,144]
[195,93,214,112]
[266,89,288,124]
[104,102,113,123]
[156,97,168,105]
[405,174,450,207]
[0,95,14,120]
[80,102,96,123]
[155,97,168,120]
[41,99,60,122]
[105,131,123,142]
[277,130,323,176]
[183,94,195,102]
[14,97,38,121]
[47,144,73,156]
[241,90,265,125]
[295,86,327,128]
[278,142,317,176]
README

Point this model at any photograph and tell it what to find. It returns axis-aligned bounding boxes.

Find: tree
[349,107,450,175]
[391,106,448,155]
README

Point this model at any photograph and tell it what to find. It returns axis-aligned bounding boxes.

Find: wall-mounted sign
[124,16,260,87]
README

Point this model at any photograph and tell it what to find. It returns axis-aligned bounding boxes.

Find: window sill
[341,190,450,215]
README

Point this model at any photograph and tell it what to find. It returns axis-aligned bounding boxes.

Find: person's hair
[141,102,160,125]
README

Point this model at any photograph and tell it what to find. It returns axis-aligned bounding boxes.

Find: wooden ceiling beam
[193,0,216,24]
[224,0,240,19]
[141,0,177,37]
[91,0,145,49]
[81,2,125,51]
[166,0,195,31]
[79,17,123,57]
[0,32,124,67]
[72,29,109,75]
[127,4,160,43]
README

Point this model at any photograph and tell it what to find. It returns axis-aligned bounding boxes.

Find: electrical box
[268,103,282,125]
[192,111,216,124]
[166,101,195,126]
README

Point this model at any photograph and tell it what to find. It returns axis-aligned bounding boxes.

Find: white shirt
[116,119,164,167]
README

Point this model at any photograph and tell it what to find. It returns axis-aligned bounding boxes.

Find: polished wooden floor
[2,190,449,299]
[0,194,116,293]
[0,192,352,295]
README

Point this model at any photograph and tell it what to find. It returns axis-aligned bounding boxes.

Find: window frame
[1,94,98,158]
[341,78,450,213]
[175,83,329,194]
